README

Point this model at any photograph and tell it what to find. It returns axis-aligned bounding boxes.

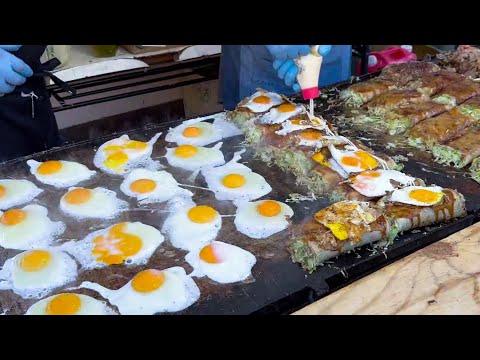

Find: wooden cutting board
[294,221,480,315]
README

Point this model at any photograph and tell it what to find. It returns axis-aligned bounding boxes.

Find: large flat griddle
[1,81,479,314]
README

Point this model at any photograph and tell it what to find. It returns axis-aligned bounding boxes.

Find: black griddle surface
[1,77,479,314]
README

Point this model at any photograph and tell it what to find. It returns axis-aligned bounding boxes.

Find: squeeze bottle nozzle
[295,45,323,100]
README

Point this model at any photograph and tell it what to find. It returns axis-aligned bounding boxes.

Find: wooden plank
[294,222,480,315]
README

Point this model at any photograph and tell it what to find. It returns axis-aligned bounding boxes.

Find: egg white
[0,249,78,299]
[328,144,387,174]
[389,186,445,207]
[27,160,96,188]
[119,169,192,204]
[258,104,304,124]
[275,117,328,136]
[201,150,272,201]
[78,267,200,315]
[161,200,221,251]
[60,187,128,219]
[0,205,65,250]
[164,142,225,171]
[241,91,283,113]
[0,179,43,210]
[165,113,242,146]
[350,170,416,198]
[93,133,162,175]
[185,241,257,284]
[25,293,117,315]
[234,200,294,239]
[61,222,165,270]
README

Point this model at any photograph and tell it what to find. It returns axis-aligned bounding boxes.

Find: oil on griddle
[0,122,334,315]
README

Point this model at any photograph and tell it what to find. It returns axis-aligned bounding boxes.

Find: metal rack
[353,45,370,75]
[47,54,221,112]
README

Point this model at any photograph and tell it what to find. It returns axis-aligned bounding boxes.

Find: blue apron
[219,45,352,110]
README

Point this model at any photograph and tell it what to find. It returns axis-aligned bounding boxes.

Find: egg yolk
[92,223,143,265]
[300,130,322,141]
[222,174,246,188]
[188,205,217,224]
[355,151,378,169]
[103,151,129,171]
[257,200,281,217]
[409,189,443,204]
[105,140,148,153]
[37,160,63,175]
[19,250,51,272]
[64,188,92,205]
[199,244,221,264]
[0,185,5,198]
[341,156,361,168]
[182,126,202,138]
[46,293,81,315]
[124,140,148,151]
[325,223,349,241]
[360,170,381,178]
[174,145,198,158]
[1,209,26,226]
[253,95,271,104]
[132,269,165,293]
[312,153,330,167]
[130,179,157,193]
[341,151,378,170]
[291,119,302,125]
[277,104,296,113]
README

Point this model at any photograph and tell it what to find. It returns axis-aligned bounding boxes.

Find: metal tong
[32,58,77,95]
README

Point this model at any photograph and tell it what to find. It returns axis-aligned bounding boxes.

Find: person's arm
[266,45,332,92]
[0,45,33,96]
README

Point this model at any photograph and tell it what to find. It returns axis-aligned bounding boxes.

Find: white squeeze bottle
[295,45,323,115]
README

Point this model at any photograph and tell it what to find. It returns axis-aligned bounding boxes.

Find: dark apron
[0,45,61,162]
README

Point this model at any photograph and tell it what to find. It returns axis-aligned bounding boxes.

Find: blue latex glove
[266,45,311,61]
[0,45,33,95]
[271,45,332,92]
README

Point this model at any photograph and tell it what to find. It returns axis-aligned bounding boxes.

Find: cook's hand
[0,45,33,95]
[271,45,333,92]
[266,45,311,61]
[0,45,22,51]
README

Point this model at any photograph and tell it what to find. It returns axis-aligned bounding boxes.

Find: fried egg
[241,91,283,113]
[94,133,161,175]
[165,113,242,147]
[201,150,272,201]
[297,132,347,149]
[27,160,96,188]
[120,169,192,203]
[349,170,416,198]
[275,116,328,136]
[25,293,117,315]
[0,205,65,250]
[0,179,43,210]
[164,142,225,171]
[258,103,304,124]
[234,200,294,239]
[61,222,164,269]
[185,241,256,284]
[79,267,200,315]
[161,200,221,251]
[0,249,77,299]
[60,187,128,219]
[389,186,444,206]
[328,144,387,174]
